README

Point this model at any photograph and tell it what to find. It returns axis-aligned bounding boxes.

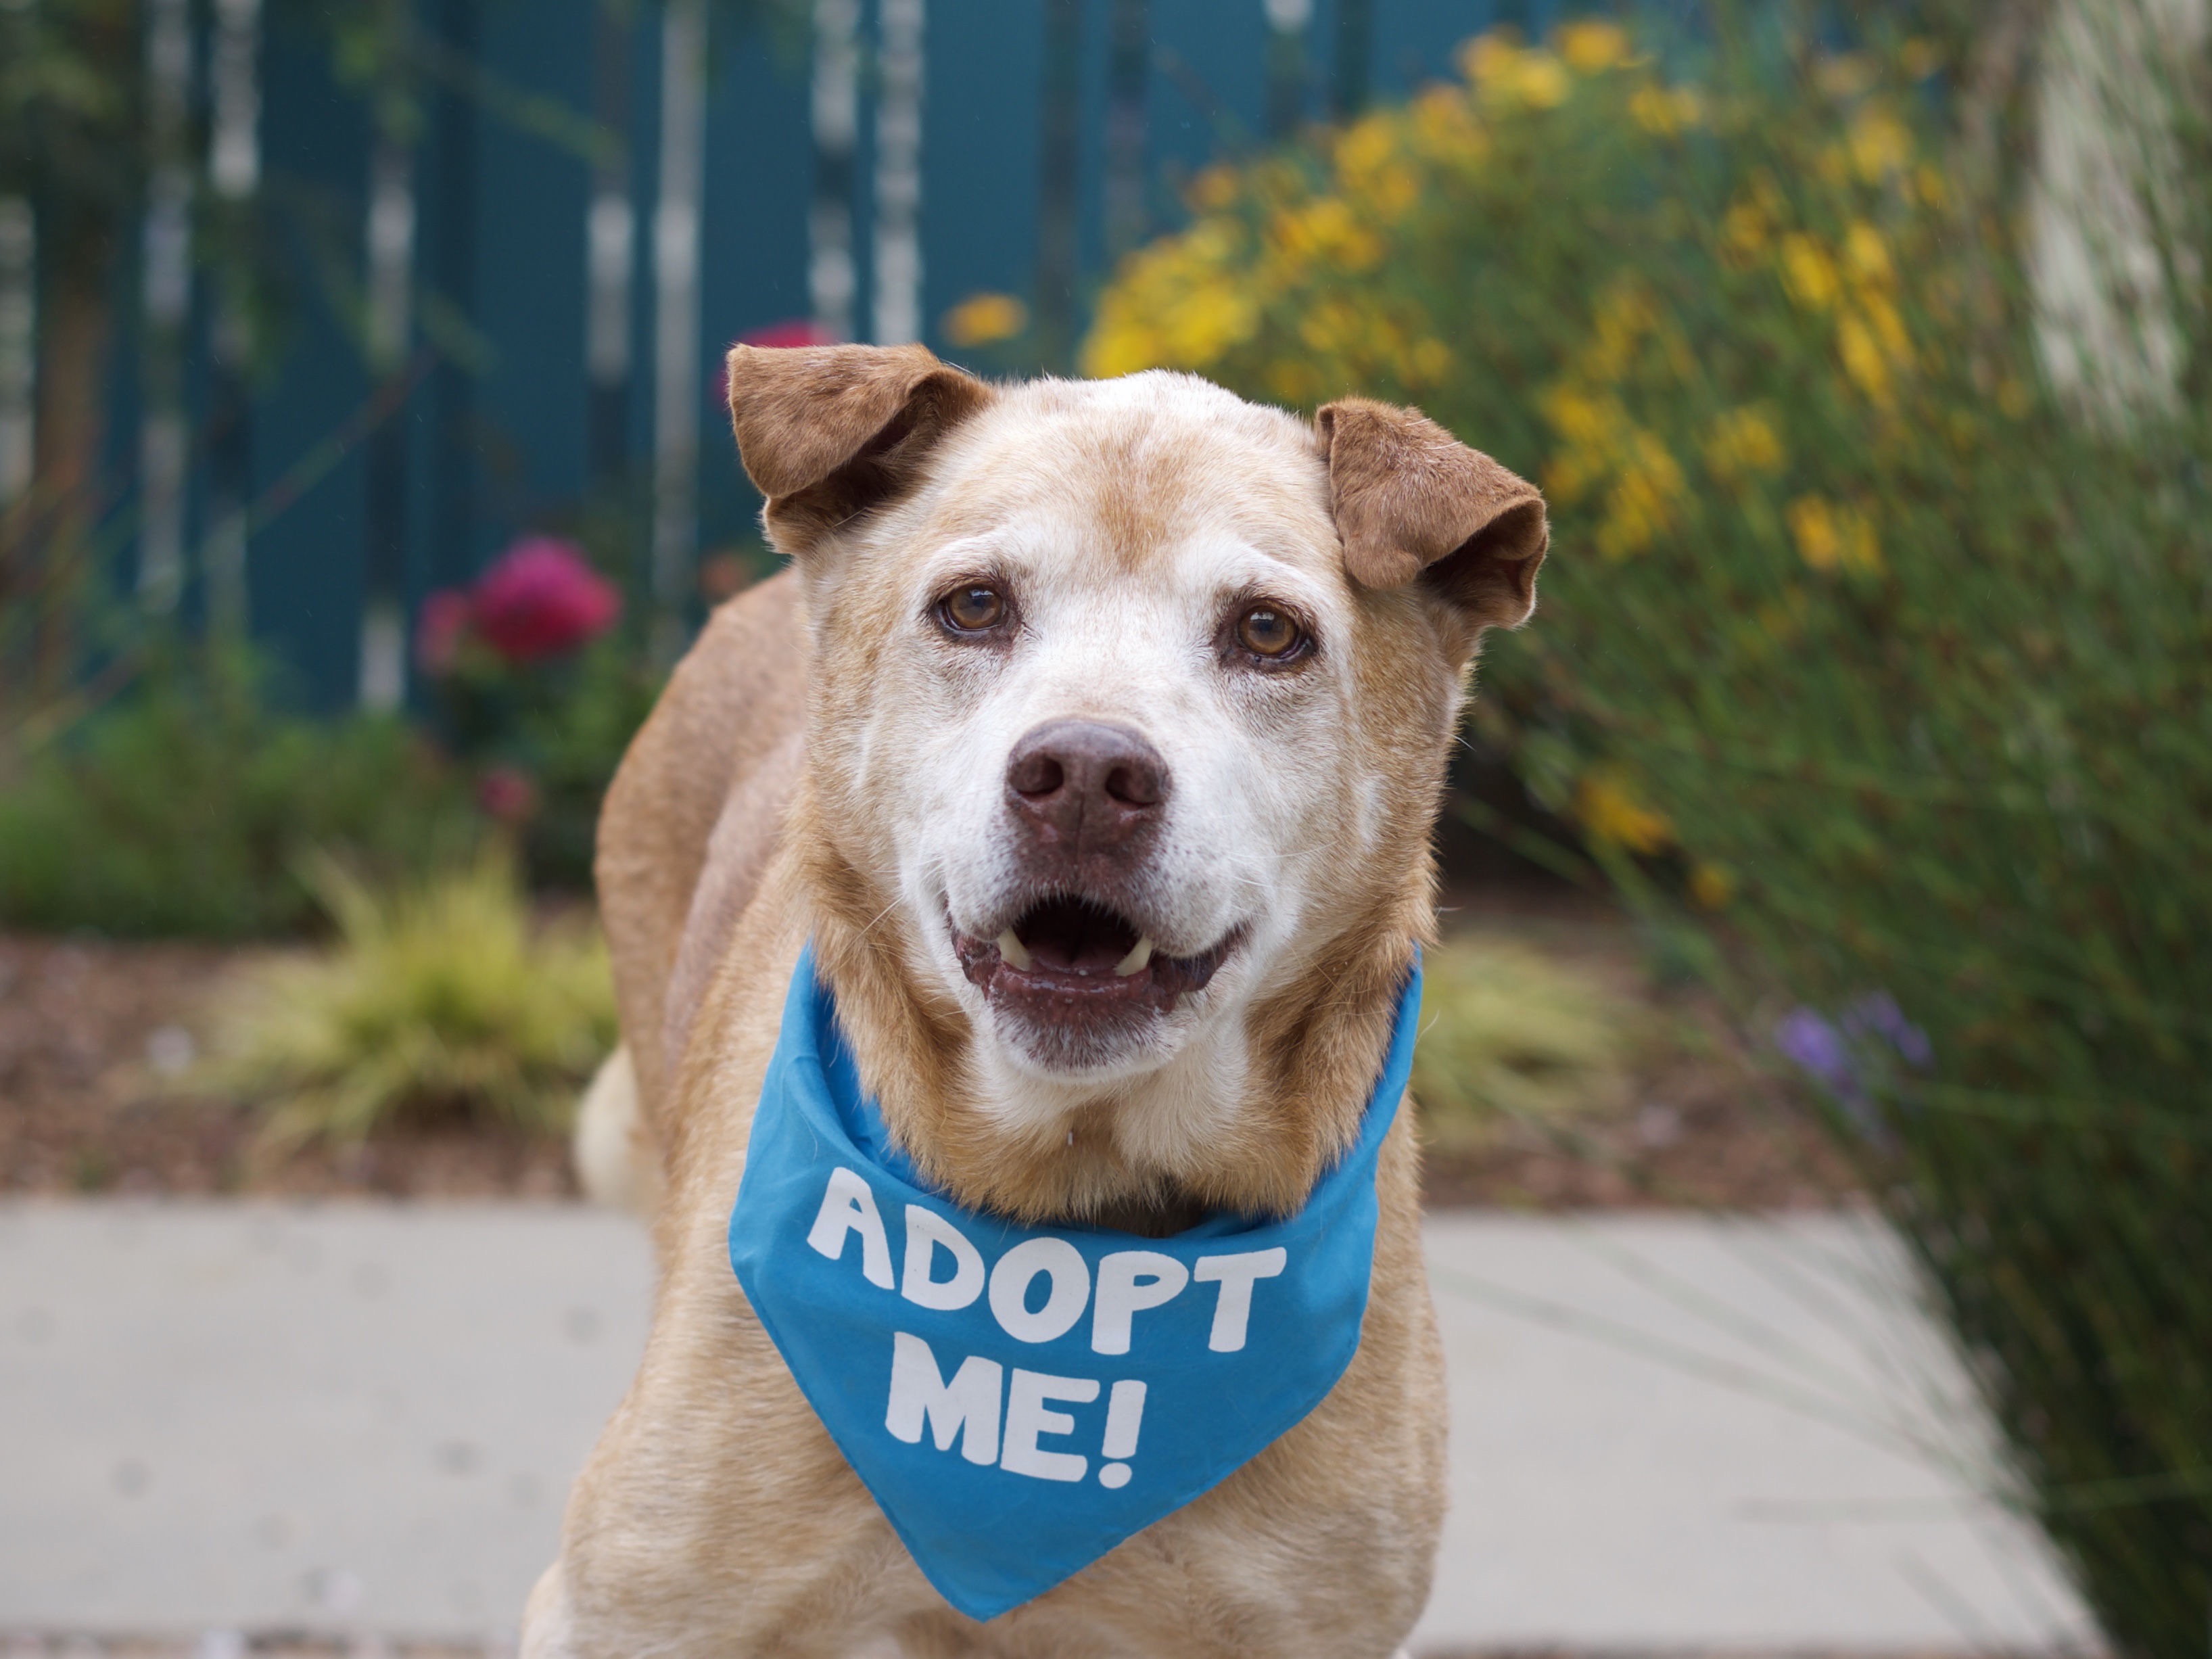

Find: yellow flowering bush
[1084,24,1963,858]
[1088,23,2212,1649]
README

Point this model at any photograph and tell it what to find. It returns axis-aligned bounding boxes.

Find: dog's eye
[1236,605,1304,659]
[939,584,1007,633]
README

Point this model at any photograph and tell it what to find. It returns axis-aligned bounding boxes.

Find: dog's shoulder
[598,568,809,1119]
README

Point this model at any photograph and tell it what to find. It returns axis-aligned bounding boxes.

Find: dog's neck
[797,828,1425,1233]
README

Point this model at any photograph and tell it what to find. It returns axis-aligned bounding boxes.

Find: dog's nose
[1006,719,1169,851]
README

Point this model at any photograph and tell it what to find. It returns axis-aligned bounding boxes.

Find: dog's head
[727,345,1543,1166]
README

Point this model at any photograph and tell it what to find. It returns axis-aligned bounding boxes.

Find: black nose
[1005,719,1170,854]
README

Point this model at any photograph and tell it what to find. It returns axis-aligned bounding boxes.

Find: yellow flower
[1722,200,1769,264]
[1188,165,1240,212]
[1271,197,1383,271]
[1866,293,1912,363]
[1577,768,1673,855]
[1585,280,1659,381]
[1843,221,1892,286]
[1598,435,1687,559]
[1788,495,1882,574]
[1814,52,1878,98]
[1689,864,1736,908]
[1461,32,1516,88]
[1703,404,1786,480]
[941,291,1029,348]
[1409,337,1454,384]
[1408,86,1478,154]
[1298,296,1363,355]
[1899,37,1942,80]
[1158,281,1258,368]
[1848,107,1913,180]
[1837,310,1891,403]
[1335,115,1396,182]
[1779,234,1840,310]
[1515,52,1572,108]
[1464,34,1571,110]
[1630,85,1703,135]
[1081,220,1257,376]
[1557,20,1630,73]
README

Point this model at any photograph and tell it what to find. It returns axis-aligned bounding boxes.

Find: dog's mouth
[950,895,1239,1033]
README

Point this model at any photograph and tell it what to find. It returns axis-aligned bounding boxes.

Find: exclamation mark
[1098,1380,1146,1489]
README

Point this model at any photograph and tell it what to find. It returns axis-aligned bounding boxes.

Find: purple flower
[1776,1008,1860,1099]
[1777,991,1934,1140]
[1842,992,1933,1069]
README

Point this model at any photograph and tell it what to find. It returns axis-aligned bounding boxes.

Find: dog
[525,344,1547,1658]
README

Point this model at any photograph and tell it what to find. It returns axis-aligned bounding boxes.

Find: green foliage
[1091,14,2212,1650]
[0,652,476,937]
[0,0,142,220]
[1412,934,1632,1147]
[424,632,661,891]
[210,850,615,1147]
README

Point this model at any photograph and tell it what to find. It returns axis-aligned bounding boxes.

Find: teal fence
[67,0,1511,708]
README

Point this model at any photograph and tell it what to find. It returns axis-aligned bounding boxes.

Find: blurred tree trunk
[0,0,137,718]
[25,217,118,704]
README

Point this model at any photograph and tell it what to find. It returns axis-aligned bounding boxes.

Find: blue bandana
[729,945,1421,1622]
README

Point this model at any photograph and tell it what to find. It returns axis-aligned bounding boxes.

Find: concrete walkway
[0,1202,2095,1652]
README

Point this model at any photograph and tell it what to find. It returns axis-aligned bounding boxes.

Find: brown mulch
[1417,885,1860,1213]
[0,889,1857,1211]
[0,935,573,1200]
[0,1642,503,1658]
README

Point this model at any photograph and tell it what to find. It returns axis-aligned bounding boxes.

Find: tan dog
[526,346,1546,1658]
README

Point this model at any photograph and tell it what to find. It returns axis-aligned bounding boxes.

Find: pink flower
[740,319,837,349]
[469,537,621,663]
[477,764,539,824]
[415,588,474,676]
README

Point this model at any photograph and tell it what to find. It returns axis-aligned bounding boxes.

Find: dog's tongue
[1020,897,1139,975]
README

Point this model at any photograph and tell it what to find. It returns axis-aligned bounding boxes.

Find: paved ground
[0,1202,2096,1653]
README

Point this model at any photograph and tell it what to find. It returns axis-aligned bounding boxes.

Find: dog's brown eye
[940,585,1006,632]
[1236,605,1302,659]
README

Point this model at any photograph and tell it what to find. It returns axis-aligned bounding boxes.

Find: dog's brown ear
[726,343,993,554]
[1315,397,1547,651]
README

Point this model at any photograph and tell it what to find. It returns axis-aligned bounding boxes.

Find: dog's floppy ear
[726,342,994,555]
[1315,396,1548,652]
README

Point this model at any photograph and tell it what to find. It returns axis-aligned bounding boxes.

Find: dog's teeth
[997,930,1033,971]
[1114,936,1154,977]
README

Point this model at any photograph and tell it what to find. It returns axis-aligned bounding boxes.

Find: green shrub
[0,653,478,937]
[1413,934,1632,1146]
[428,633,663,891]
[210,851,615,1147]
[1091,16,2211,1650]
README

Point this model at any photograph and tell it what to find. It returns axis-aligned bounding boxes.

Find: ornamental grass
[1411,934,1634,1147]
[1089,9,2211,1648]
[210,851,615,1148]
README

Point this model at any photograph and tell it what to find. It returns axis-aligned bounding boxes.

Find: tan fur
[534,347,1545,1658]
[571,1045,661,1217]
